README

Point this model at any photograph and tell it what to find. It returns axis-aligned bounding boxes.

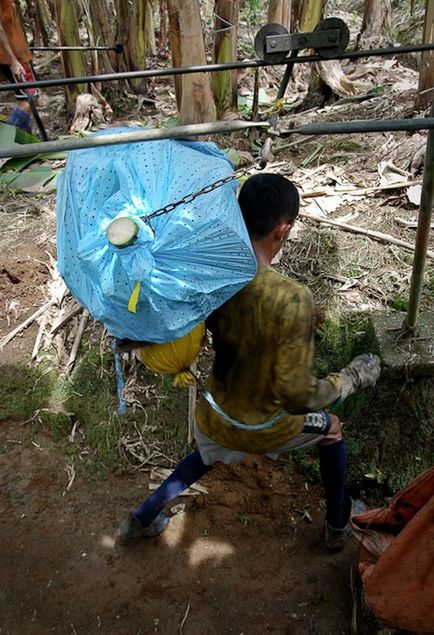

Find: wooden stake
[65,309,90,376]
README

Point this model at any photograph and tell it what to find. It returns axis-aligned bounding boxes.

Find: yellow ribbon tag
[128,281,141,313]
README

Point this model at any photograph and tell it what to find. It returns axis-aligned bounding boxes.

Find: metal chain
[142,163,259,221]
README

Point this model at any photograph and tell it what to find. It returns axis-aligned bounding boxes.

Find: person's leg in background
[6,97,31,131]
[2,62,38,132]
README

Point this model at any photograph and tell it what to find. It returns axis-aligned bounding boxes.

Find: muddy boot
[116,511,170,545]
[325,498,367,552]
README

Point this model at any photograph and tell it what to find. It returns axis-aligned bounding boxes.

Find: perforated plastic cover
[56,128,257,342]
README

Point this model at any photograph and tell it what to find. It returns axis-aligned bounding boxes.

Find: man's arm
[0,14,24,77]
[275,287,342,413]
[275,287,380,413]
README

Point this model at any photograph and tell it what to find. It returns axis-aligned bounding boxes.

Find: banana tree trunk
[357,0,392,49]
[89,0,117,73]
[146,1,156,56]
[267,0,291,30]
[128,0,147,92]
[213,0,238,118]
[299,0,323,32]
[290,0,301,30]
[115,0,148,92]
[299,0,356,109]
[416,0,434,110]
[168,0,216,124]
[115,0,129,73]
[297,0,324,109]
[54,0,88,116]
[26,0,51,46]
[159,0,168,50]
[36,0,52,46]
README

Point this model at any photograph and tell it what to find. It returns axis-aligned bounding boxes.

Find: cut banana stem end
[106,217,139,248]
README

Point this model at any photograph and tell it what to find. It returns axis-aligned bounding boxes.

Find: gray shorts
[194,411,332,465]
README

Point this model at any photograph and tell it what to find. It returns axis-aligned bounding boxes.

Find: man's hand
[339,353,381,400]
[10,58,25,80]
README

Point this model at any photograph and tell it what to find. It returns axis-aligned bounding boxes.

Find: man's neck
[251,238,275,267]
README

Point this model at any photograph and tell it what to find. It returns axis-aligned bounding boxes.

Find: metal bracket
[266,29,342,55]
[255,18,350,64]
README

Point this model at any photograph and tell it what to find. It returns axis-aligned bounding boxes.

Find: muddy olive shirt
[196,266,342,454]
[0,0,31,65]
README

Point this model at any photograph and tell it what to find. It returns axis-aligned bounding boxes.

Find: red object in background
[351,467,434,634]
[13,61,39,98]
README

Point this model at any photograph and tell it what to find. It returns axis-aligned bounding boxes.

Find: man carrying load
[117,173,381,552]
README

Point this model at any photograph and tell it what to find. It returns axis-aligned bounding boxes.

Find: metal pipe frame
[30,45,122,52]
[2,116,434,160]
[0,120,270,159]
[1,42,434,93]
[405,100,434,331]
[288,118,434,136]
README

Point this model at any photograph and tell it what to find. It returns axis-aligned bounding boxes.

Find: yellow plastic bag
[137,323,205,387]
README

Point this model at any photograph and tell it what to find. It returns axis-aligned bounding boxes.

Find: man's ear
[275,222,292,243]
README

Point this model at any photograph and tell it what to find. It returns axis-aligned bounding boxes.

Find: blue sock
[318,440,350,529]
[7,107,31,132]
[133,449,212,527]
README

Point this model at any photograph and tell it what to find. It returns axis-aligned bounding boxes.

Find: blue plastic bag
[56,128,257,342]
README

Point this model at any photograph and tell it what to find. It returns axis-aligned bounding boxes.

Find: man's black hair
[238,173,299,239]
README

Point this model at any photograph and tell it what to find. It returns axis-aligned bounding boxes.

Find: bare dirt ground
[1,418,362,635]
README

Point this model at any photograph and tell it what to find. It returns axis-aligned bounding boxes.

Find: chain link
[142,164,258,221]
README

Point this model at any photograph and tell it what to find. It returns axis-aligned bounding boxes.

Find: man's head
[238,173,299,261]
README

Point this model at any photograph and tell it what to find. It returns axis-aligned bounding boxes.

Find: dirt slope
[1,420,363,635]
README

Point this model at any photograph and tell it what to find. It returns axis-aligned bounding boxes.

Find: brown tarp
[351,467,434,634]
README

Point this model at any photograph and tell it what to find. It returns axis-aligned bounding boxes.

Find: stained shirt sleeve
[275,286,342,413]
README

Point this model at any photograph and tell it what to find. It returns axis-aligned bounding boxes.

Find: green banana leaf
[0,121,65,193]
[0,165,58,193]
[0,120,39,145]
